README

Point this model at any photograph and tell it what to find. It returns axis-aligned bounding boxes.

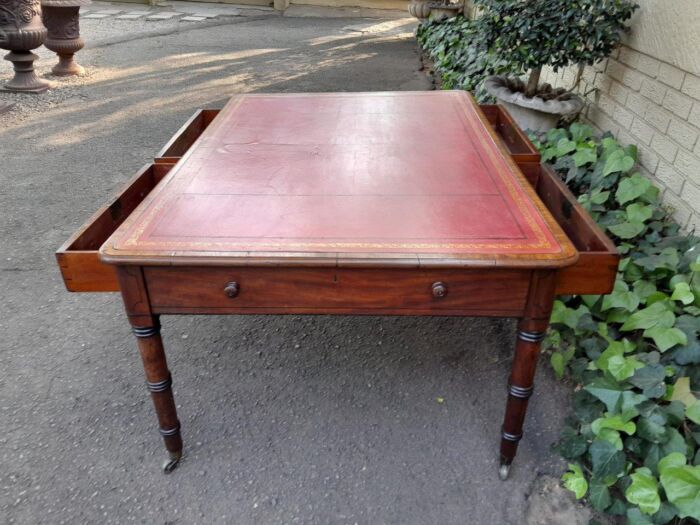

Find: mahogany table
[57,91,618,479]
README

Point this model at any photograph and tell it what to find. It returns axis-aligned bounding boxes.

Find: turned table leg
[498,271,556,480]
[131,316,183,473]
[117,266,182,473]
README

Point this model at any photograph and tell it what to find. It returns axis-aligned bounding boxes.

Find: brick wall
[541,47,700,232]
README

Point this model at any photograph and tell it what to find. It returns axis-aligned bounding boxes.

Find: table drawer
[154,109,219,164]
[145,267,530,316]
[56,164,172,292]
[536,165,619,295]
[481,104,541,185]
[482,105,618,296]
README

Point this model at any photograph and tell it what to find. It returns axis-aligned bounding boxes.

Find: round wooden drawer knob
[224,281,239,298]
[432,281,447,298]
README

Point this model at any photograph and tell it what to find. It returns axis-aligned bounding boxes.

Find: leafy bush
[475,0,638,97]
[416,16,516,101]
[531,124,700,523]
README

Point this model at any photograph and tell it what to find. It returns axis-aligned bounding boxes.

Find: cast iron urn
[0,0,50,92]
[41,0,90,76]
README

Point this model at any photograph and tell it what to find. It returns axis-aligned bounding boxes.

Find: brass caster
[161,451,182,474]
[498,463,511,481]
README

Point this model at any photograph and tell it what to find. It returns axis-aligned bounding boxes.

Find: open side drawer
[56,164,173,292]
[480,104,541,186]
[154,109,220,164]
[482,104,618,295]
[536,165,619,295]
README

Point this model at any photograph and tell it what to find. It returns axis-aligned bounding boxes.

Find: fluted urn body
[407,0,431,20]
[0,0,50,92]
[41,0,90,76]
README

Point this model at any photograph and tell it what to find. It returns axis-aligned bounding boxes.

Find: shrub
[475,0,638,97]
[532,124,700,523]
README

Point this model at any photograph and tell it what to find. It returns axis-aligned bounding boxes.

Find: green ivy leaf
[672,282,696,305]
[626,507,653,525]
[588,481,612,511]
[670,377,697,407]
[598,428,623,450]
[637,415,668,443]
[636,248,680,273]
[621,302,675,331]
[633,280,657,303]
[570,122,594,143]
[550,301,590,329]
[573,147,597,167]
[660,465,700,519]
[626,203,654,224]
[590,188,610,205]
[658,452,687,473]
[551,352,565,379]
[556,138,578,157]
[616,173,652,205]
[608,221,645,239]
[562,463,588,499]
[603,148,635,176]
[643,327,687,352]
[590,439,626,481]
[687,403,700,425]
[625,467,661,515]
[591,413,636,436]
[629,364,667,398]
[585,377,629,413]
[602,279,640,312]
[608,354,644,381]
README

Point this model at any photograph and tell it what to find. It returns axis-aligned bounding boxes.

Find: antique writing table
[57,91,618,478]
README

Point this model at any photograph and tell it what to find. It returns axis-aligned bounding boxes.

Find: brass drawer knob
[224,281,239,298]
[432,281,447,298]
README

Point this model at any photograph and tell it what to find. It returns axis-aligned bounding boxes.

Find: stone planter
[0,0,50,93]
[407,0,431,21]
[428,1,462,21]
[484,75,584,132]
[41,0,90,76]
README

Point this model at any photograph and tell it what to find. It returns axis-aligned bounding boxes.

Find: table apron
[143,266,531,317]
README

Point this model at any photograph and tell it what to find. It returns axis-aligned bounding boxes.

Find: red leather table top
[101,91,577,268]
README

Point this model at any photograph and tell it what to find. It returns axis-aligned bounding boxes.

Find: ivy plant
[531,124,700,524]
[416,16,517,101]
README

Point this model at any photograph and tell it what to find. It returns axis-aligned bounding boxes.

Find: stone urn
[407,0,431,21]
[484,75,584,132]
[41,0,90,76]
[0,0,50,93]
[428,1,462,21]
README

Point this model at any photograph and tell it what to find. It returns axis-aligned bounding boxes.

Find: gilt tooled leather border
[111,92,565,256]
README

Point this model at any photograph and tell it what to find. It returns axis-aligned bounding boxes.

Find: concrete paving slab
[181,15,207,21]
[0,14,582,525]
[146,11,183,19]
[82,13,110,18]
[284,4,408,19]
[116,13,146,19]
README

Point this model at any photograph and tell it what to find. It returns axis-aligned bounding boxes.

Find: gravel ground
[0,12,586,525]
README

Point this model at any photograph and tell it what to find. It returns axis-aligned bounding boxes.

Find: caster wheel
[498,463,511,481]
[162,451,182,474]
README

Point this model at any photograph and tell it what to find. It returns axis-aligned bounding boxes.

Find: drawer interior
[56,164,172,292]
[155,109,220,164]
[536,165,618,295]
[481,104,541,159]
